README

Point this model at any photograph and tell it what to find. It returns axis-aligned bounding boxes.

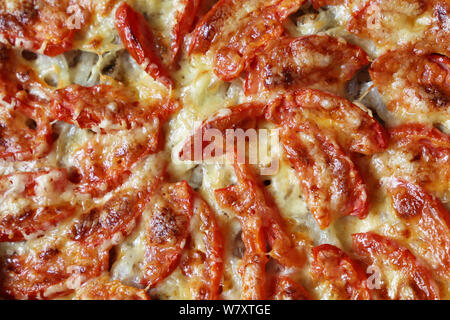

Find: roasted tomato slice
[72,99,178,196]
[0,170,76,242]
[371,49,449,124]
[179,102,266,161]
[0,47,53,160]
[0,0,89,56]
[73,274,149,300]
[389,179,450,281]
[386,124,450,196]
[280,124,368,229]
[51,84,177,133]
[180,195,224,299]
[0,106,52,161]
[311,244,371,300]
[347,0,429,48]
[189,0,306,81]
[352,232,440,300]
[115,2,173,88]
[170,0,203,64]
[215,162,304,299]
[244,35,369,95]
[268,89,388,155]
[270,276,311,300]
[142,181,194,288]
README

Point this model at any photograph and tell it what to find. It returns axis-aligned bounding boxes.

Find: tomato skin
[270,276,310,300]
[115,2,173,88]
[0,46,53,161]
[311,244,371,300]
[281,124,368,229]
[389,178,450,280]
[371,49,449,123]
[387,124,450,196]
[189,0,306,81]
[268,89,388,155]
[352,232,441,300]
[142,181,195,288]
[215,162,304,299]
[171,0,203,64]
[0,0,88,56]
[0,170,76,242]
[244,35,369,95]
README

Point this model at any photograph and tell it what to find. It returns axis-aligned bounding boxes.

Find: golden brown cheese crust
[0,0,448,300]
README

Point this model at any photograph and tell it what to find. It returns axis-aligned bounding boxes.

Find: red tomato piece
[244,35,369,95]
[51,84,177,133]
[270,276,311,300]
[371,49,449,124]
[0,170,75,242]
[389,179,450,280]
[170,0,203,64]
[181,195,224,299]
[347,0,428,47]
[267,89,388,155]
[0,0,90,56]
[115,2,173,88]
[215,162,304,299]
[280,124,368,229]
[189,0,306,81]
[352,232,440,300]
[388,124,450,195]
[142,181,195,288]
[311,244,372,300]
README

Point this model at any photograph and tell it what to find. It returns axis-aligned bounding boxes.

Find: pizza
[0,0,448,300]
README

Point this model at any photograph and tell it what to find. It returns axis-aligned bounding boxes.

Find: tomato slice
[179,102,266,161]
[180,195,224,299]
[347,0,428,48]
[115,2,173,88]
[142,181,194,288]
[389,179,450,281]
[189,0,306,81]
[51,84,177,133]
[371,49,449,124]
[270,276,310,300]
[388,124,450,196]
[215,162,304,298]
[352,232,440,300]
[0,47,53,161]
[0,0,89,56]
[268,89,388,155]
[311,244,372,300]
[170,0,203,64]
[0,170,75,242]
[280,124,368,229]
[73,274,149,300]
[244,35,369,95]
